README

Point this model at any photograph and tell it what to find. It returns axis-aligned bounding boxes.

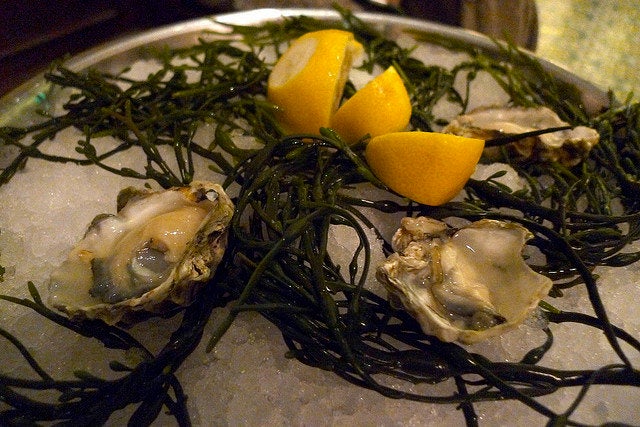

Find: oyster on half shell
[48,181,234,325]
[376,217,552,344]
[442,105,599,166]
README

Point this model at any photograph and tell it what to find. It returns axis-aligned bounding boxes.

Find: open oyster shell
[48,181,234,325]
[442,105,599,166]
[376,217,552,344]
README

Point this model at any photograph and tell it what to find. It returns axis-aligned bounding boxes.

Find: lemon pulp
[267,29,363,135]
[331,66,411,144]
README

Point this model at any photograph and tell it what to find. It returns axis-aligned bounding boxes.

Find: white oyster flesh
[376,217,553,344]
[48,181,234,325]
[442,105,600,166]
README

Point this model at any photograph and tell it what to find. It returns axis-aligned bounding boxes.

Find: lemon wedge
[331,66,411,144]
[267,29,363,135]
[365,131,485,206]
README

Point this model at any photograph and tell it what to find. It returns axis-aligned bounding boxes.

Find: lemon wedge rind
[365,131,485,206]
[267,29,363,135]
[331,65,412,144]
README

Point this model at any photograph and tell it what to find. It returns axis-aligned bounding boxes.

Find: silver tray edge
[0,8,610,125]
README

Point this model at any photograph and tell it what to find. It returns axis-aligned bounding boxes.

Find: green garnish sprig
[0,7,639,426]
[209,128,640,427]
[0,282,231,425]
[0,38,273,188]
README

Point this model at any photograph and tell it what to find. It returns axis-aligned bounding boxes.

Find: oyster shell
[442,105,599,166]
[376,216,552,344]
[48,181,234,325]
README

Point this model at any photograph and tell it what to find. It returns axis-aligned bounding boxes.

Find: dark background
[0,0,465,97]
[0,0,235,96]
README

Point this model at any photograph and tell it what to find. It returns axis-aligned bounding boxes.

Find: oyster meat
[376,216,552,344]
[48,181,234,325]
[442,105,599,166]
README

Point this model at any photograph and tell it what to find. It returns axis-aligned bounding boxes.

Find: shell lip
[48,181,234,326]
[377,216,553,344]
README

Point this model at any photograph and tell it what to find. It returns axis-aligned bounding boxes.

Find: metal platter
[0,8,635,426]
